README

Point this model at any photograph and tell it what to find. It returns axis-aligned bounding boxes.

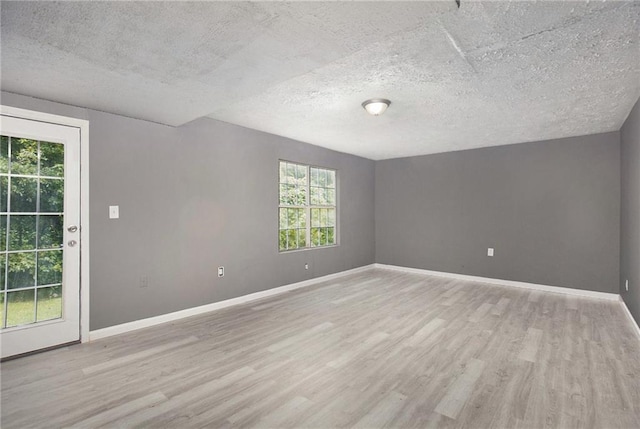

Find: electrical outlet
[487,248,494,257]
[218,266,224,278]
[109,205,119,219]
[305,263,309,270]
[139,276,149,288]
[625,279,629,292]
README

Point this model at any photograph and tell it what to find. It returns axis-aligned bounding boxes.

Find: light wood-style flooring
[2,268,640,428]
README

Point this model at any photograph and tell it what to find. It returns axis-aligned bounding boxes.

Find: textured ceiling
[1,1,639,160]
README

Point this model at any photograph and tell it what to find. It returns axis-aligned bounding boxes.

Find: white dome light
[362,98,391,116]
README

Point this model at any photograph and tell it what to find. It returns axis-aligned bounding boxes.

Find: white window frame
[278,160,338,252]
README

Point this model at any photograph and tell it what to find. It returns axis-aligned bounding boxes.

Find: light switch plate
[487,248,494,257]
[109,205,119,219]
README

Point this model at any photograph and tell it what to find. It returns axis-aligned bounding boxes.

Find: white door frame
[0,105,90,345]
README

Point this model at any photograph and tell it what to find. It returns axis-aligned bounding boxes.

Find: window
[279,160,337,251]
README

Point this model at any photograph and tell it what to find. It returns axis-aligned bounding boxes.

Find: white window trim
[278,160,338,252]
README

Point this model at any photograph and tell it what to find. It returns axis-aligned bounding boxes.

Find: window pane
[327,170,335,189]
[7,252,36,289]
[40,142,65,178]
[299,210,307,229]
[38,215,63,249]
[295,186,307,206]
[320,209,328,227]
[289,185,299,205]
[37,285,62,322]
[279,230,287,251]
[317,188,327,205]
[287,229,298,250]
[310,168,319,187]
[0,292,4,328]
[297,165,307,184]
[327,227,335,245]
[11,177,37,212]
[8,215,37,250]
[39,179,64,212]
[6,289,35,327]
[279,208,287,229]
[309,187,318,205]
[37,250,63,286]
[286,163,297,184]
[327,189,336,205]
[0,136,8,174]
[311,208,320,227]
[288,184,298,205]
[1,256,5,291]
[10,138,38,176]
[295,185,307,205]
[327,209,336,227]
[298,229,306,247]
[1,176,7,212]
[320,228,328,246]
[318,169,327,187]
[310,227,320,247]
[279,184,287,205]
[0,215,6,251]
[287,208,298,228]
[279,161,287,184]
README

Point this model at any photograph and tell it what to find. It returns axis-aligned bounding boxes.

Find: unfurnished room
[0,1,639,428]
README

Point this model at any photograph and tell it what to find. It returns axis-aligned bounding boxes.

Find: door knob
[67,240,77,247]
[67,225,78,233]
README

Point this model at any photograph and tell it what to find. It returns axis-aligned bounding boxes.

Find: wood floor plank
[326,331,390,369]
[491,297,510,316]
[257,395,313,428]
[518,327,543,363]
[469,302,494,322]
[266,321,333,353]
[406,318,445,347]
[69,392,168,428]
[351,390,408,428]
[81,335,199,375]
[434,358,486,419]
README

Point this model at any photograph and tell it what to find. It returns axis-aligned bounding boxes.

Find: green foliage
[1,136,65,326]
[0,136,8,174]
[40,142,65,177]
[38,251,63,285]
[7,252,36,289]
[10,138,38,175]
[3,288,61,328]
[5,289,34,327]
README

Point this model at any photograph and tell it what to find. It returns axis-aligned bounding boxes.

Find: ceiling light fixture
[362,98,391,116]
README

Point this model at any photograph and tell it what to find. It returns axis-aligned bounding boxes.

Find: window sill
[278,244,340,254]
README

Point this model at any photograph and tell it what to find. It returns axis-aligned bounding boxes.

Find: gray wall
[1,92,375,330]
[621,97,640,325]
[375,133,621,293]
[1,89,629,330]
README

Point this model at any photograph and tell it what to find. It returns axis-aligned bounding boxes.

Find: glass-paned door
[0,115,80,359]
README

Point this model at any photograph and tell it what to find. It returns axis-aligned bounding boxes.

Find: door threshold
[1,340,81,362]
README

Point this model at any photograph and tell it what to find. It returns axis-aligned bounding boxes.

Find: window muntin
[279,161,336,251]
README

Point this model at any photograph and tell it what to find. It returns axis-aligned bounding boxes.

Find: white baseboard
[619,297,640,339]
[89,263,630,342]
[89,264,375,342]
[374,263,620,301]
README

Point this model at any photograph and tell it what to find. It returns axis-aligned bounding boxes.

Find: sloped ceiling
[1,1,639,159]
